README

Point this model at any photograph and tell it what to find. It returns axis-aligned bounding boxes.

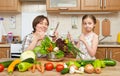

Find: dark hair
[82,14,96,24]
[32,15,49,33]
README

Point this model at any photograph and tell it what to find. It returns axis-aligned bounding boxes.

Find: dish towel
[0,18,6,42]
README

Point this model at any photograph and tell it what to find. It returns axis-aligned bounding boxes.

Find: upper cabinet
[46,0,80,11]
[0,0,21,12]
[46,0,120,12]
[81,0,120,11]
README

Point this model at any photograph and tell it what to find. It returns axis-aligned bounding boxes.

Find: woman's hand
[52,31,59,41]
[34,32,45,41]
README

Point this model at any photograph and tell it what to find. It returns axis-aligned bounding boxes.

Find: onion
[95,67,101,74]
[84,64,94,74]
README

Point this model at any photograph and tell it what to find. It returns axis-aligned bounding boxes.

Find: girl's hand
[79,34,86,43]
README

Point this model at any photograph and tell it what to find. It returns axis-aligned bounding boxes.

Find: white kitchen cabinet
[46,0,80,11]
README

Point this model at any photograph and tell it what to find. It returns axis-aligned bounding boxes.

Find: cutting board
[94,19,100,35]
[102,19,111,36]
[82,19,100,35]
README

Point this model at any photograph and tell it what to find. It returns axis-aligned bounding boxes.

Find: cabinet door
[103,0,120,10]
[95,47,106,59]
[0,0,21,12]
[109,48,120,62]
[0,47,10,58]
[46,0,80,11]
[81,0,102,11]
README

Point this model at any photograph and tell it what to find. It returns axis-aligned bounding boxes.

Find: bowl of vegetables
[33,36,82,61]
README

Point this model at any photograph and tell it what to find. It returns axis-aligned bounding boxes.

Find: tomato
[0,64,4,72]
[45,62,54,71]
[56,64,64,72]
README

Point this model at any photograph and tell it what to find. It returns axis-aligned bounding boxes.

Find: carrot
[31,64,36,73]
[36,64,41,72]
[41,65,45,73]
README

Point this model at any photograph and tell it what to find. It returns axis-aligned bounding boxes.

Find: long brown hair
[82,14,96,24]
[32,15,49,33]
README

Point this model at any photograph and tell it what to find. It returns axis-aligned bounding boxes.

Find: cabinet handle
[104,0,106,8]
[105,48,108,58]
[7,50,9,58]
[100,0,103,8]
[110,50,112,59]
[59,8,68,10]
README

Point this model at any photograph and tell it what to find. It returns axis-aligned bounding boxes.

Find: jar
[7,32,13,43]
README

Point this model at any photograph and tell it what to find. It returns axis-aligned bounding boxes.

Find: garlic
[53,47,59,52]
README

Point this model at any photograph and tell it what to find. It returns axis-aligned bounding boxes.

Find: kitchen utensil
[117,32,120,43]
[102,19,111,36]
[94,19,100,35]
[50,22,59,37]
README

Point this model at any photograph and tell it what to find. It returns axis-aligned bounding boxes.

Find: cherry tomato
[0,64,4,72]
[45,62,54,71]
[56,64,64,72]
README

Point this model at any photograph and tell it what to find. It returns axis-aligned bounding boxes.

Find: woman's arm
[80,34,98,57]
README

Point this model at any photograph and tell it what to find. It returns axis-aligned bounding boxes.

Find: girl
[68,14,98,60]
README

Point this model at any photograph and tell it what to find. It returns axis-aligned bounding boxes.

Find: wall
[0,2,120,42]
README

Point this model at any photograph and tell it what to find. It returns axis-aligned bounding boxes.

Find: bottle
[117,32,120,43]
[7,32,13,44]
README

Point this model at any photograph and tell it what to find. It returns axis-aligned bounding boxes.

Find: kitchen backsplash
[0,2,120,42]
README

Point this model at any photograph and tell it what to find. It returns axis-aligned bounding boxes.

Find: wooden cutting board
[94,19,100,35]
[102,19,111,36]
[82,19,100,35]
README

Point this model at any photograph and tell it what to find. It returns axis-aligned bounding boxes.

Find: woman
[68,14,98,60]
[22,15,58,52]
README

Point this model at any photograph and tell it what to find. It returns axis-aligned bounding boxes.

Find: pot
[47,52,64,61]
[117,32,120,43]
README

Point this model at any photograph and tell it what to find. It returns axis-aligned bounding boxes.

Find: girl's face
[35,19,48,33]
[82,17,95,32]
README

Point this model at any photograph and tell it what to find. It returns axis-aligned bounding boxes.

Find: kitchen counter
[0,58,120,76]
[98,44,120,47]
[0,44,10,47]
[98,42,120,47]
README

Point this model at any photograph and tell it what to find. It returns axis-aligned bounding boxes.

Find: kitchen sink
[98,42,120,45]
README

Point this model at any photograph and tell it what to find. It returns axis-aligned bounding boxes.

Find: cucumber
[61,68,69,74]
[103,59,116,66]
[0,60,13,68]
[76,60,94,66]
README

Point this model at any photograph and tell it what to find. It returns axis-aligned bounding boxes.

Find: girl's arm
[80,34,98,57]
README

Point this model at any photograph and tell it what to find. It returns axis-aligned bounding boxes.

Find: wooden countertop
[0,58,120,76]
[0,44,10,47]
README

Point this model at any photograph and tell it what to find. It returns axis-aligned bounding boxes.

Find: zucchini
[61,68,69,74]
[103,59,116,66]
[0,60,13,68]
[76,60,94,66]
[0,58,34,68]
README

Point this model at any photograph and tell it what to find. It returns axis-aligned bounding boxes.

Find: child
[68,14,98,60]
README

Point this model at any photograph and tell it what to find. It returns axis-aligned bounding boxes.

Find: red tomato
[56,64,64,72]
[0,64,4,72]
[45,62,54,71]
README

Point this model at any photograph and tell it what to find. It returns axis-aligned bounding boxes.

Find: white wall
[0,2,120,42]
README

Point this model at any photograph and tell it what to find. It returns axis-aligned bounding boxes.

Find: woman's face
[82,17,95,32]
[35,19,48,33]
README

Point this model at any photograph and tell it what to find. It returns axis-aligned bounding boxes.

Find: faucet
[99,35,112,42]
